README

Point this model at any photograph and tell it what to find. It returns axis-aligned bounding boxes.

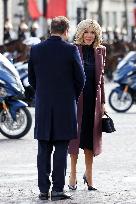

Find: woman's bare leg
[69,154,78,185]
[84,149,93,186]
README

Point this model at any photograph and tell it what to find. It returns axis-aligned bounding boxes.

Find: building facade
[0,0,13,44]
[0,0,25,44]
[0,0,135,44]
[89,0,134,36]
[67,0,135,41]
[0,1,4,44]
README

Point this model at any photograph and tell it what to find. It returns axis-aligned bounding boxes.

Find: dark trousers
[37,140,69,193]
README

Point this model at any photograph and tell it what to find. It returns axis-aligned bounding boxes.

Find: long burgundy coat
[68,45,106,156]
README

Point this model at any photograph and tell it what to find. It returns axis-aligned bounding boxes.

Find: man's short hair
[50,16,69,35]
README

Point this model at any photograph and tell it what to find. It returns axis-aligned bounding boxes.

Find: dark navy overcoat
[28,36,85,141]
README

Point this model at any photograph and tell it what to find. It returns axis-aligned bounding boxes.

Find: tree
[97,0,104,26]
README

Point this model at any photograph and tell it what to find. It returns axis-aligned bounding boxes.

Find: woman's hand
[102,103,107,116]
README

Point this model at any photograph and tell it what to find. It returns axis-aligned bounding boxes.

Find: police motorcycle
[15,37,41,106]
[14,61,35,106]
[109,51,136,112]
[4,37,41,106]
[3,53,34,106]
[0,53,32,139]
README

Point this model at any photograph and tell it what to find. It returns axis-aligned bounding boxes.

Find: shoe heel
[83,175,88,185]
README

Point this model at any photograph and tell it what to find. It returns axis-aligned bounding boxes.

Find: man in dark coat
[28,16,85,201]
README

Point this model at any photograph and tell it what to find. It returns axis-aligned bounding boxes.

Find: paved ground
[0,82,136,204]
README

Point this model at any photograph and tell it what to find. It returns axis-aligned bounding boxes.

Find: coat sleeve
[101,46,106,104]
[28,47,36,90]
[72,45,86,102]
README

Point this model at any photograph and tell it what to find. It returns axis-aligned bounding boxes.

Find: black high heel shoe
[83,175,97,191]
[68,181,77,190]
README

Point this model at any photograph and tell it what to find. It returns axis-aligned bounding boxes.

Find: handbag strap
[104,112,111,118]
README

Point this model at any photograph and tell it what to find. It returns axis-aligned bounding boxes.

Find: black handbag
[102,113,116,133]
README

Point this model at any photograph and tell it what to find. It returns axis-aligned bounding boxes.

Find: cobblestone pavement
[0,82,136,204]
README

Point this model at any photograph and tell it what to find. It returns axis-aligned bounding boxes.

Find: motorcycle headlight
[0,87,7,97]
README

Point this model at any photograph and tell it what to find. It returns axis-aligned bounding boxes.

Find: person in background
[28,16,85,201]
[18,19,28,40]
[68,19,106,191]
[30,21,39,37]
[3,18,13,43]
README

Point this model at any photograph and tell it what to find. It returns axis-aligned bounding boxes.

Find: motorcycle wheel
[109,89,133,113]
[0,107,32,139]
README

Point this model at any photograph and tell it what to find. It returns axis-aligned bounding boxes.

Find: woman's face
[83,28,95,45]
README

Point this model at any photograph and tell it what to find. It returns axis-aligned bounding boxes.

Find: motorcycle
[14,61,35,106]
[3,37,41,107]
[0,53,32,139]
[109,51,136,112]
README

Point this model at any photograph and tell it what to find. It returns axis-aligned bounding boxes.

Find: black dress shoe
[39,192,49,200]
[51,191,71,201]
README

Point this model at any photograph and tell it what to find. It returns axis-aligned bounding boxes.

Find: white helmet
[4,21,13,29]
[20,22,28,30]
[32,22,39,29]
[23,37,41,46]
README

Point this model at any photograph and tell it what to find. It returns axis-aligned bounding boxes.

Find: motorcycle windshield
[114,64,136,82]
[0,53,24,93]
[117,51,136,70]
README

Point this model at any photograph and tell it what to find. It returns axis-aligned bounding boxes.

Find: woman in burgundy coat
[68,19,106,190]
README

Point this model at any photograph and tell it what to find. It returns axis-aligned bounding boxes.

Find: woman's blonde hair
[75,19,102,48]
